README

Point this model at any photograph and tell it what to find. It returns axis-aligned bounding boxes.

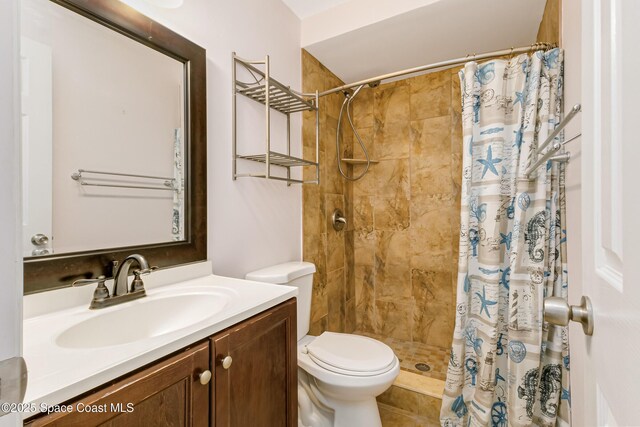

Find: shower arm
[319,43,556,98]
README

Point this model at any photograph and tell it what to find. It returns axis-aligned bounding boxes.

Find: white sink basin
[56,293,228,349]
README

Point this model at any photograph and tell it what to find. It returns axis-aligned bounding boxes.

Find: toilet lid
[305,332,396,376]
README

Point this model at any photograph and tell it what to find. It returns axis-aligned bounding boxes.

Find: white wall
[22,0,184,254]
[562,1,584,426]
[120,0,303,278]
[0,0,23,424]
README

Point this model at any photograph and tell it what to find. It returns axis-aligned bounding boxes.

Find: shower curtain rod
[318,42,556,97]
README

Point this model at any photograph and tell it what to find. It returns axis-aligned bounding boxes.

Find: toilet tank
[245,262,315,341]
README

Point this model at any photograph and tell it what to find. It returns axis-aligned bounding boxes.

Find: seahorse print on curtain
[440,49,570,427]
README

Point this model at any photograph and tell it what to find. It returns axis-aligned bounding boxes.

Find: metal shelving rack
[232,52,319,185]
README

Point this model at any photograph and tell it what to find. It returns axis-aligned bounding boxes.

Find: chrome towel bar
[71,169,178,191]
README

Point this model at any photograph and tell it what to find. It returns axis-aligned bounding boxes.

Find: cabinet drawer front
[26,342,210,427]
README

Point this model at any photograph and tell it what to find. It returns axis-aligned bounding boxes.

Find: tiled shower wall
[301,50,356,335]
[536,0,560,44]
[349,68,463,351]
[301,50,463,351]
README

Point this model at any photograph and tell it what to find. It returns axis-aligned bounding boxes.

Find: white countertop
[22,261,297,410]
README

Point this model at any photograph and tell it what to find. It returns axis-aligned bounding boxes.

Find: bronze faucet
[72,254,156,309]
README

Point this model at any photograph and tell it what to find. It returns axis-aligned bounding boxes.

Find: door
[212,299,297,427]
[574,0,640,424]
[25,342,210,427]
[20,37,53,257]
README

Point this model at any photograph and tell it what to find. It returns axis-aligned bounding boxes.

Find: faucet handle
[130,271,145,293]
[72,275,110,308]
[72,275,108,287]
[134,266,159,276]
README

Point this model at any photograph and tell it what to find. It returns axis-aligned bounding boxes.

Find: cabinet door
[26,342,210,427]
[212,299,297,427]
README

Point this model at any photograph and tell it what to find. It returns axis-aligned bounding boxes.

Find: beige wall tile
[410,116,452,196]
[345,298,356,333]
[412,269,454,348]
[355,264,376,332]
[375,159,410,198]
[303,184,325,235]
[327,268,346,332]
[354,229,375,266]
[536,0,560,44]
[411,193,454,230]
[410,71,451,120]
[378,385,422,414]
[345,230,355,302]
[378,403,419,427]
[451,74,462,117]
[375,84,411,125]
[416,394,443,425]
[410,227,452,273]
[375,120,411,160]
[352,87,375,128]
[374,195,411,231]
[322,121,344,195]
[311,265,328,324]
[303,232,326,289]
[309,315,328,336]
[375,300,414,341]
[353,196,374,232]
[326,229,345,272]
[351,126,376,164]
[375,231,412,302]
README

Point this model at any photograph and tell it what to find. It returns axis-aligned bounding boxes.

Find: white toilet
[246,261,399,427]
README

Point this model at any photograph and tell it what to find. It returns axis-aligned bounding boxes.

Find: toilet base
[298,369,383,427]
[326,398,382,427]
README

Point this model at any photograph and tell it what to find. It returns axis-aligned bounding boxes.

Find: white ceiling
[292,0,548,84]
[280,0,351,19]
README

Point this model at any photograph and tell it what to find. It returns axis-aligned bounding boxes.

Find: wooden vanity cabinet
[24,299,297,427]
[25,342,210,427]
[211,298,297,427]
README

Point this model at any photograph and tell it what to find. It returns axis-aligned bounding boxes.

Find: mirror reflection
[21,0,186,257]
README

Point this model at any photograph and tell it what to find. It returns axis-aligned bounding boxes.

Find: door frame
[0,0,25,425]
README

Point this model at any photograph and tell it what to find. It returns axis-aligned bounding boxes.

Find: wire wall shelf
[232,53,319,185]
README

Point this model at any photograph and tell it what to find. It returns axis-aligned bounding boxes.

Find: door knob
[544,296,594,336]
[31,233,49,246]
[220,355,233,370]
[198,370,212,385]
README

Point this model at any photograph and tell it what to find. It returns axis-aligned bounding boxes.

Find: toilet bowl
[246,262,399,427]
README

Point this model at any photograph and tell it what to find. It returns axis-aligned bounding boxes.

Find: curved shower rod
[319,42,556,98]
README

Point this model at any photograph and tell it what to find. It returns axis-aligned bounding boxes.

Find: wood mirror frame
[24,0,207,294]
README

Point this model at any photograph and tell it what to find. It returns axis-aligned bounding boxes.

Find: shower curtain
[440,49,570,427]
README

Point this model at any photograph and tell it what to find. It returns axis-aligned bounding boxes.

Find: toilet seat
[304,332,396,377]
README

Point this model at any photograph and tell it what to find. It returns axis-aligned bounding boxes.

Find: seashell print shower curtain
[440,49,570,427]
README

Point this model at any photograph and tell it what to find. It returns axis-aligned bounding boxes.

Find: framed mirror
[22,0,207,294]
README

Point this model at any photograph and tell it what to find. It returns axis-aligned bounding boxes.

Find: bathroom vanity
[22,266,298,427]
[25,299,296,426]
